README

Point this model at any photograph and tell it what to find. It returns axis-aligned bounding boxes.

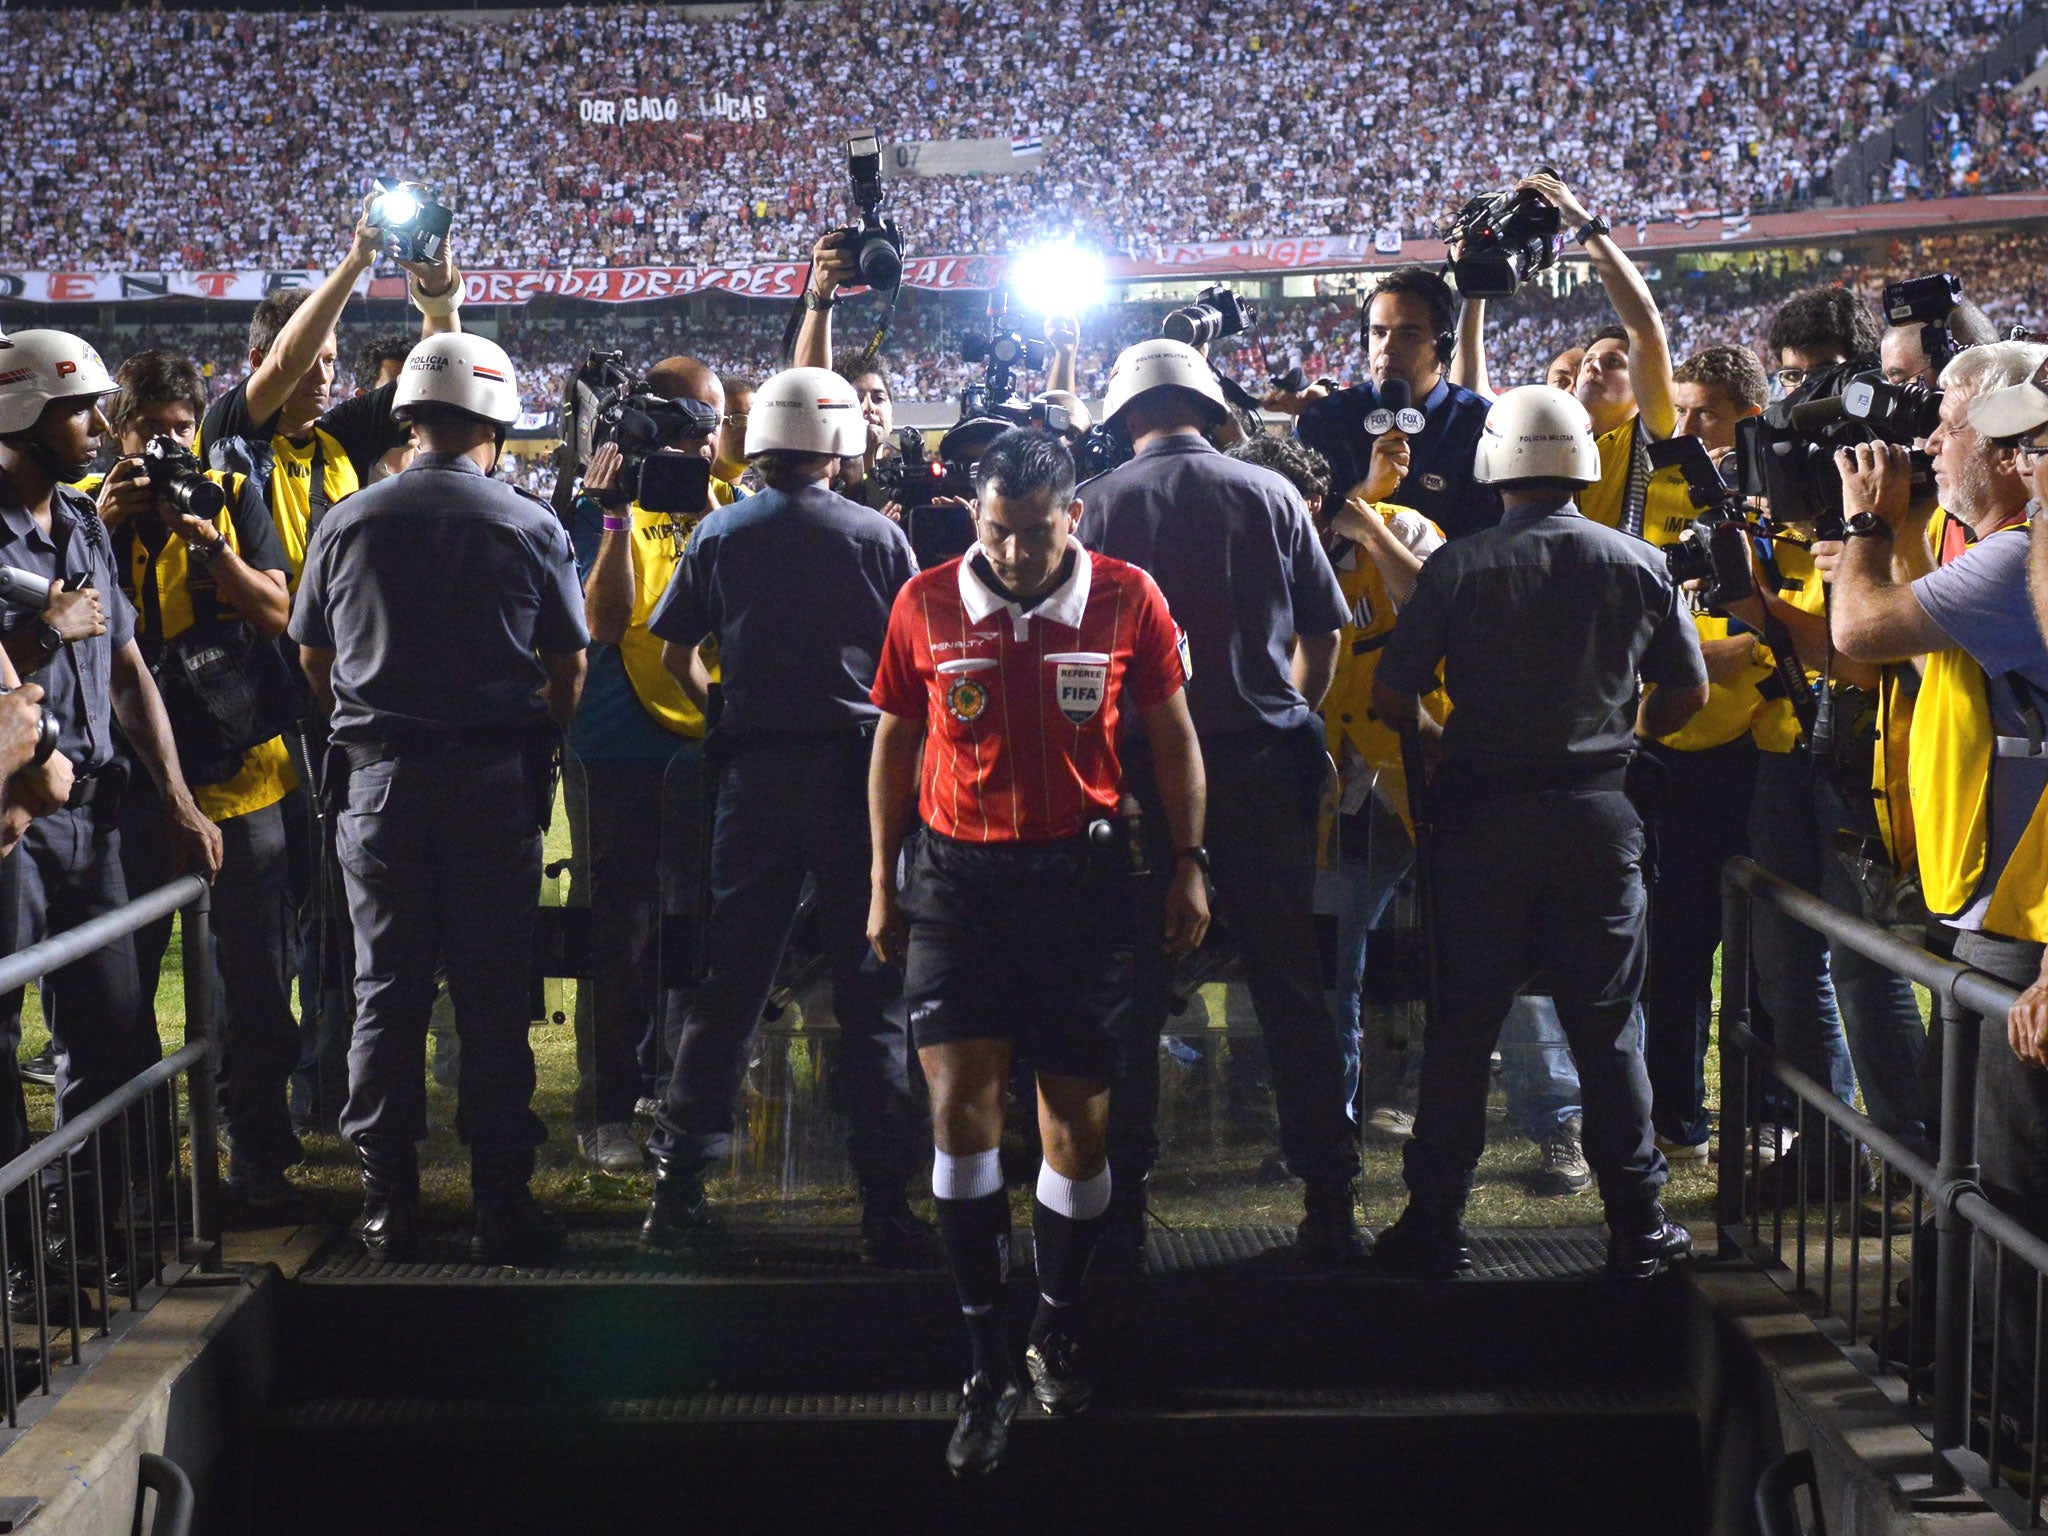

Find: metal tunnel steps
[252,1226,1709,1534]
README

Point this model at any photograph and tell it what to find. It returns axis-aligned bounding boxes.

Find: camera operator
[1633,346,1771,1160]
[568,357,734,1175]
[1371,385,1706,1280]
[0,330,223,1281]
[290,334,588,1266]
[790,230,902,509]
[1736,286,1930,1175]
[638,367,931,1270]
[1044,314,1081,398]
[94,351,303,1211]
[1080,338,1364,1270]
[1828,343,2048,1391]
[1513,173,1679,537]
[1271,266,1501,541]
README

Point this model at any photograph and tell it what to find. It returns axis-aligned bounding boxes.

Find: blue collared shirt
[0,481,136,773]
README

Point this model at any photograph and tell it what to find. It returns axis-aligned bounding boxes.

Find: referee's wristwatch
[1574,214,1612,247]
[1175,845,1211,873]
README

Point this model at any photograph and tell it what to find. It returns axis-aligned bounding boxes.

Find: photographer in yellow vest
[94,350,302,1211]
[1831,339,2048,1407]
[569,357,738,1174]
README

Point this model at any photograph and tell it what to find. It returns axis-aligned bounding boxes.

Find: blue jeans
[1322,796,1415,1117]
[1498,995,1589,1141]
[1745,751,1864,1116]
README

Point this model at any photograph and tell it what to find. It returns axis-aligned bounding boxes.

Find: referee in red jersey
[867,429,1208,1476]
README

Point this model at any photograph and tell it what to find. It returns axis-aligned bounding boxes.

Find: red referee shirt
[871,547,1187,842]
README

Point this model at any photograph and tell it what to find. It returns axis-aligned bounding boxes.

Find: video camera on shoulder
[367,177,454,266]
[564,352,716,516]
[1649,436,1756,610]
[835,134,904,293]
[140,436,227,522]
[1163,285,1258,349]
[1443,169,1564,299]
[1885,271,1964,378]
[1735,361,1935,537]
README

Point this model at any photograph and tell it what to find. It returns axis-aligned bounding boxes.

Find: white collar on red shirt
[957,547,1092,639]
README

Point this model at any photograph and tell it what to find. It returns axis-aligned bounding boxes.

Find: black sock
[936,1190,1012,1382]
[1030,1197,1106,1341]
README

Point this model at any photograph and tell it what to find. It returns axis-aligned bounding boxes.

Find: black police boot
[1091,1175,1148,1277]
[860,1186,941,1269]
[355,1147,420,1264]
[471,1193,568,1267]
[1373,1202,1473,1279]
[946,1372,1025,1477]
[640,1154,719,1253]
[1606,1205,1695,1280]
[1296,1178,1371,1270]
[43,1185,133,1293]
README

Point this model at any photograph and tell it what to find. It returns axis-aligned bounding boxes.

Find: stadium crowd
[0,0,2035,273]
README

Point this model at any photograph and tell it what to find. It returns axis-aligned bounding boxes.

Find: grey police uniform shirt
[287,453,589,747]
[1078,433,1349,735]
[0,483,136,775]
[1376,498,1706,774]
[646,480,916,739]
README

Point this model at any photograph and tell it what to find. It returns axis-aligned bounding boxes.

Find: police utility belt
[323,717,563,831]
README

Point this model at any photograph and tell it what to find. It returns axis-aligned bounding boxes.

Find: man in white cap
[290,333,589,1266]
[1372,385,1706,1280]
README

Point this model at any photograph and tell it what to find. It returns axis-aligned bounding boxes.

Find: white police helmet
[391,334,522,427]
[1101,338,1227,426]
[1473,385,1602,486]
[0,330,116,436]
[744,367,867,459]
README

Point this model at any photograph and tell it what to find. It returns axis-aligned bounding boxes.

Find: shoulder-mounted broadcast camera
[562,352,715,516]
[368,177,454,266]
[1735,361,1937,537]
[1443,170,1564,299]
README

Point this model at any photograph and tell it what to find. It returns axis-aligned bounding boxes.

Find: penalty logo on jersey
[1055,661,1108,725]
[946,678,989,722]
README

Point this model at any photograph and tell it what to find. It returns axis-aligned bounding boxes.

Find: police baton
[1396,722,1447,1042]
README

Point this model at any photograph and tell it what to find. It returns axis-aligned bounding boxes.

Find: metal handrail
[0,1044,203,1200]
[1719,855,2048,1517]
[0,875,203,1000]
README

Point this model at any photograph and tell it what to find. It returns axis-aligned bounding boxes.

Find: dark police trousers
[120,770,301,1178]
[0,802,156,1179]
[335,744,548,1197]
[651,734,914,1194]
[1404,783,1666,1226]
[574,749,705,1130]
[1639,736,1757,1150]
[1117,727,1359,1189]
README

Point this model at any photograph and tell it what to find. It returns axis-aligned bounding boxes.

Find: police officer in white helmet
[0,330,220,1296]
[1371,385,1710,1280]
[1079,337,1363,1268]
[288,333,590,1265]
[638,367,931,1265]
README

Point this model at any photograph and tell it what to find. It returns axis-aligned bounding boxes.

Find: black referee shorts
[901,828,1135,1085]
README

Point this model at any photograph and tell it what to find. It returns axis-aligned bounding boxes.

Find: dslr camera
[563,352,716,516]
[835,134,904,292]
[1649,436,1756,611]
[1443,170,1564,299]
[1163,286,1258,349]
[141,436,228,521]
[367,177,454,266]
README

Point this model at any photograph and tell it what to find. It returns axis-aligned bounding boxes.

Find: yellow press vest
[1908,522,2048,938]
[611,480,736,739]
[1637,465,1773,752]
[1320,506,1447,835]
